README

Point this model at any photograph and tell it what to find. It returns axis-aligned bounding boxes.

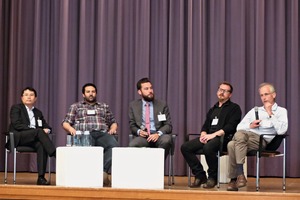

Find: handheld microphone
[140,125,149,138]
[140,125,147,132]
[254,106,259,120]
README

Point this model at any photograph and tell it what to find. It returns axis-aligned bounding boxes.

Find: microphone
[140,125,147,132]
[254,106,259,120]
[140,125,149,138]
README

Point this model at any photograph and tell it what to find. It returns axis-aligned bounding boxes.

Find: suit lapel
[21,104,30,124]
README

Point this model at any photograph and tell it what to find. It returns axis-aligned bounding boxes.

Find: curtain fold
[0,0,299,177]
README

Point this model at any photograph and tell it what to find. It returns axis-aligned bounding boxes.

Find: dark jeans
[181,136,220,180]
[90,130,119,173]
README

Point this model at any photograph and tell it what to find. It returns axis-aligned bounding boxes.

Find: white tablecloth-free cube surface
[56,146,103,188]
[112,147,164,189]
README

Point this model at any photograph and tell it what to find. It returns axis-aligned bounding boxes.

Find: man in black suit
[9,87,56,185]
[129,78,172,158]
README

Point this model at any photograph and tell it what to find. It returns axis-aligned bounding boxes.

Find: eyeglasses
[218,88,231,94]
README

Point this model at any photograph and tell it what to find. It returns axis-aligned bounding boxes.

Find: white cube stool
[112,147,164,189]
[56,146,103,187]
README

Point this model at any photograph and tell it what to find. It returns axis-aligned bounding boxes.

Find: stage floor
[0,172,300,200]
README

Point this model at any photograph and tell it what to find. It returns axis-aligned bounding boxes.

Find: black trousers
[181,136,220,180]
[17,129,56,177]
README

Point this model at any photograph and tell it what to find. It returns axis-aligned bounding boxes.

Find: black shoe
[190,177,207,188]
[37,177,50,185]
[203,178,217,189]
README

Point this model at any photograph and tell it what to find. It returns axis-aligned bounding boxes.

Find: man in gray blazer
[129,77,172,158]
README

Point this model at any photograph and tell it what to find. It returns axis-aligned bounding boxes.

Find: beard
[142,93,154,102]
[84,95,97,104]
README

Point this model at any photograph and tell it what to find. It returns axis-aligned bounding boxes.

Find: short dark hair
[82,83,97,94]
[136,77,151,90]
[219,81,233,93]
[21,87,37,97]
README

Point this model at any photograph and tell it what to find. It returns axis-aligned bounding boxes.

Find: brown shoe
[227,179,238,191]
[236,174,247,188]
[103,172,111,187]
[190,177,207,188]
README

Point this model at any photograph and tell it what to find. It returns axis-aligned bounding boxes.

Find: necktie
[145,103,150,135]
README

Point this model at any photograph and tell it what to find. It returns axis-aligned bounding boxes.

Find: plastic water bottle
[82,131,91,146]
[73,131,82,146]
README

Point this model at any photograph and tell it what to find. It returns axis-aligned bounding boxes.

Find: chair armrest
[9,132,16,150]
[258,133,288,157]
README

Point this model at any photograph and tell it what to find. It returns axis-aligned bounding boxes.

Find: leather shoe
[203,178,217,189]
[37,177,50,185]
[227,179,238,191]
[103,172,111,187]
[236,174,247,188]
[190,177,207,188]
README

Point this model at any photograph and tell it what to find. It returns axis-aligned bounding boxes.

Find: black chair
[129,133,177,186]
[187,133,227,188]
[247,133,287,191]
[4,132,51,184]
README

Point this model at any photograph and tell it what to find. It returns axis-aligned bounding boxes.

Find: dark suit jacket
[129,99,172,136]
[9,103,51,146]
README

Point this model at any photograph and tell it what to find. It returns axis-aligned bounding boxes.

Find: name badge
[87,110,96,115]
[158,113,166,121]
[211,118,219,125]
[37,119,42,127]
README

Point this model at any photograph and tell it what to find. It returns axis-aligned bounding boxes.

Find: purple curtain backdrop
[0,0,299,177]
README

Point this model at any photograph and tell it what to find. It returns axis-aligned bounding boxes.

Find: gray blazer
[129,99,172,136]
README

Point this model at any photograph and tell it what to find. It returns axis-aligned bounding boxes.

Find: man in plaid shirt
[62,83,118,186]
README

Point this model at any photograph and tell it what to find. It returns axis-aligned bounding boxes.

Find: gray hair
[258,82,276,93]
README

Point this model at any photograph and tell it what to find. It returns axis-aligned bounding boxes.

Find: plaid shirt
[63,101,116,131]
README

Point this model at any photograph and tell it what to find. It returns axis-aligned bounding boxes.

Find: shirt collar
[214,99,231,108]
[25,105,35,111]
[142,99,153,106]
[81,100,101,106]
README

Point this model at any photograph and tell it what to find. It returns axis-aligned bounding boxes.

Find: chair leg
[217,151,220,188]
[172,155,175,184]
[256,152,260,191]
[48,156,51,183]
[188,165,191,186]
[4,149,8,183]
[283,138,286,191]
[13,149,17,184]
[168,153,171,186]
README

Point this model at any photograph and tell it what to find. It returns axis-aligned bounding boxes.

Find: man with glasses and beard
[181,81,242,189]
[62,83,118,186]
[128,78,172,159]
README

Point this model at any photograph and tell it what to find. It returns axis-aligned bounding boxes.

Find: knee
[233,131,247,142]
[227,141,235,151]
[159,134,172,144]
[129,140,135,147]
[180,141,191,154]
[180,143,187,154]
